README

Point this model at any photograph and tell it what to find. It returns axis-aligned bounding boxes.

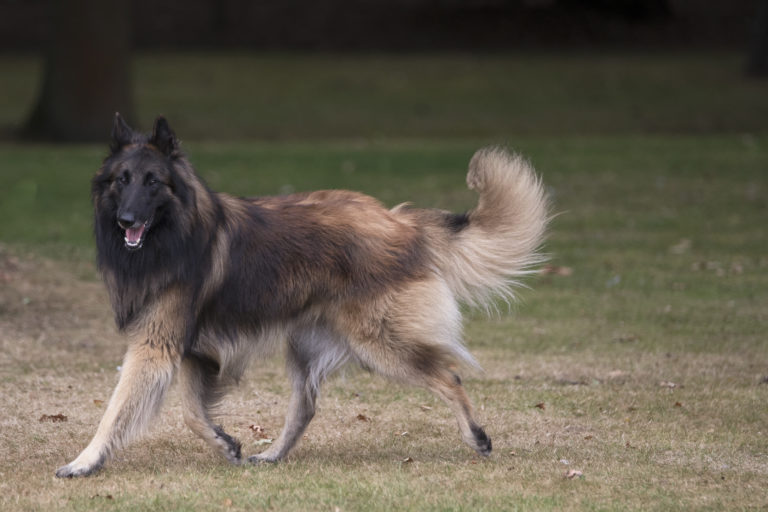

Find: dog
[55,114,548,477]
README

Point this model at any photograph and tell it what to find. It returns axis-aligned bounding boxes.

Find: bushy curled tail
[440,146,549,309]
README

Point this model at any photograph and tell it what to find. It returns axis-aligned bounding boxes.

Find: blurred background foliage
[0,0,766,141]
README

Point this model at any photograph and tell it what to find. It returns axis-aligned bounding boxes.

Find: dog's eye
[148,178,159,186]
[119,172,130,185]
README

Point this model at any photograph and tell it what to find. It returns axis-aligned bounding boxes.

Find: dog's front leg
[56,294,186,478]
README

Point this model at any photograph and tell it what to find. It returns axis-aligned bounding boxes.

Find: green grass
[1,52,767,139]
[0,52,767,511]
[1,136,766,511]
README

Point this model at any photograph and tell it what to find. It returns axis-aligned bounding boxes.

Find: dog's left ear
[110,112,134,153]
[150,116,179,156]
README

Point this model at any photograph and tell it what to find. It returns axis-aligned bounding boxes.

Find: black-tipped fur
[470,423,492,456]
[56,116,548,477]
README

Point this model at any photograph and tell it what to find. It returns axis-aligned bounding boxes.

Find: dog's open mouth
[123,219,152,250]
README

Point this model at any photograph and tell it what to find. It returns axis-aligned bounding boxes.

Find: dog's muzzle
[118,217,152,251]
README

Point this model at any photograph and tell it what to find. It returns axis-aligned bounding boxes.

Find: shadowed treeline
[0,1,760,50]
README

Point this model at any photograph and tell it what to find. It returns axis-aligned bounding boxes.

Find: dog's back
[56,114,548,477]
[199,146,547,463]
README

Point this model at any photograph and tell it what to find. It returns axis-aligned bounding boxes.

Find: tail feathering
[441,146,549,309]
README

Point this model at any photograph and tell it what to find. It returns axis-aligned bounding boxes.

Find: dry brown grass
[1,131,767,512]
[1,240,766,512]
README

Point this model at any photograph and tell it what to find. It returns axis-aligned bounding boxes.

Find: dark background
[2,0,767,141]
[1,0,759,51]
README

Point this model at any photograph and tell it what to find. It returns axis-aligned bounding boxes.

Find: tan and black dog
[55,114,548,477]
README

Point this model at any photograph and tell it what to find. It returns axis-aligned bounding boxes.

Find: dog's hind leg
[179,354,242,464]
[356,341,491,457]
[351,280,491,457]
[424,369,492,456]
[248,325,348,464]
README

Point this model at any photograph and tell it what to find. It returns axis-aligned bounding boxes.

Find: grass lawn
[0,52,767,511]
[2,52,767,139]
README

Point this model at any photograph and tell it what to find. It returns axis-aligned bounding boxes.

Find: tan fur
[425,147,549,308]
[56,288,186,477]
[57,143,547,477]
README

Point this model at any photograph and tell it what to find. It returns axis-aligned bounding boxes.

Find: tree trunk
[747,0,768,77]
[22,0,134,141]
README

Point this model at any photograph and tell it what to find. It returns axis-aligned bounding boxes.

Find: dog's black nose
[117,212,136,229]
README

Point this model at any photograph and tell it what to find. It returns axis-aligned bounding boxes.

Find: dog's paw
[55,460,103,478]
[471,424,492,457]
[213,425,242,464]
[246,454,280,465]
[225,446,243,465]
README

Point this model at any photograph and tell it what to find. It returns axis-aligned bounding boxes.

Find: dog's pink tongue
[126,224,145,243]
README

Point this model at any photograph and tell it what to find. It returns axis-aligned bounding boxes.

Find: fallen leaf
[565,469,583,479]
[583,435,593,441]
[401,457,414,464]
[534,402,546,410]
[674,401,683,408]
[399,431,409,437]
[224,498,233,507]
[254,438,273,446]
[93,399,104,406]
[419,405,433,411]
[659,381,677,389]
[248,424,269,439]
[356,414,370,422]
[39,413,67,423]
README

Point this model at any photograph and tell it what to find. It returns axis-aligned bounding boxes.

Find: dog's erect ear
[110,112,133,153]
[150,116,179,156]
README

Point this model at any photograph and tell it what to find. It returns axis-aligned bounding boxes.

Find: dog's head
[92,114,191,252]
